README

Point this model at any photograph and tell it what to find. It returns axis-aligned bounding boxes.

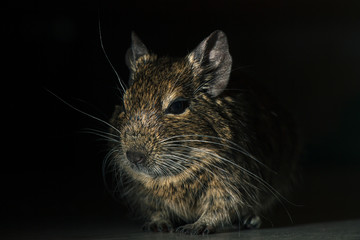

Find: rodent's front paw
[142,220,174,232]
[241,215,262,229]
[176,223,215,235]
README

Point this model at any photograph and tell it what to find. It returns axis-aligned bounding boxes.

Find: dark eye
[165,98,189,115]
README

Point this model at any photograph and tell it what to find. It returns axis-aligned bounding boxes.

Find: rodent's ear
[125,32,149,72]
[188,30,232,97]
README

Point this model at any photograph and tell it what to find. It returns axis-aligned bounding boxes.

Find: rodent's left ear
[188,30,232,97]
[125,32,149,72]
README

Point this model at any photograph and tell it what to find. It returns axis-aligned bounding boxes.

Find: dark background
[2,0,360,232]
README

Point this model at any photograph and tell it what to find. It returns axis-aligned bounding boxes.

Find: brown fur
[108,31,299,234]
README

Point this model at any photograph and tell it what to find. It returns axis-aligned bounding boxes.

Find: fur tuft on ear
[125,32,149,72]
[188,30,232,97]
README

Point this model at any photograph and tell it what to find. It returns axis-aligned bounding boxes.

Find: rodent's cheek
[188,148,220,167]
[119,136,130,153]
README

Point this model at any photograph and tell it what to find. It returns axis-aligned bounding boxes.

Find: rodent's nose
[126,151,146,165]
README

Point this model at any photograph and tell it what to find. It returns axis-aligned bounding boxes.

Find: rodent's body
[108,31,299,234]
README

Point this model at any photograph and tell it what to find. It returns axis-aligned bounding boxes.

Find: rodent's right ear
[125,32,149,73]
[187,30,232,97]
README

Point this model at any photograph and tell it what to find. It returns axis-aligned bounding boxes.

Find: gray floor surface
[3,219,360,240]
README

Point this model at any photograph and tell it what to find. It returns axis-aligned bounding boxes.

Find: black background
[2,0,360,231]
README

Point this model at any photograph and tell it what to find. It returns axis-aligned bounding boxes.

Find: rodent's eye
[165,98,189,115]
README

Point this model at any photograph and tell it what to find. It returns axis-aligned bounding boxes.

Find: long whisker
[163,144,296,217]
[81,129,120,143]
[164,148,257,205]
[46,89,122,135]
[158,159,183,175]
[165,152,229,175]
[161,135,276,174]
[152,164,164,177]
[158,155,206,188]
[210,150,292,222]
[102,148,121,192]
[82,128,120,139]
[98,17,127,94]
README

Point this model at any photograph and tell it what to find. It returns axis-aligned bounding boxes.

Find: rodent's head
[111,30,232,179]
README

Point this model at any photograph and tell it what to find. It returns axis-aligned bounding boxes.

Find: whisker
[152,164,164,177]
[82,128,120,140]
[165,152,229,175]
[158,159,182,176]
[81,129,120,143]
[162,143,295,221]
[98,17,127,94]
[230,64,254,73]
[46,89,122,135]
[102,148,121,196]
[163,149,235,185]
[164,149,255,205]
[82,128,120,138]
[158,155,205,188]
[161,135,276,174]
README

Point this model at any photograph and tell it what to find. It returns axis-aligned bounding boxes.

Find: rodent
[108,30,299,234]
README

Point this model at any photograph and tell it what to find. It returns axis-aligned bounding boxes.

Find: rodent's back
[231,85,299,208]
